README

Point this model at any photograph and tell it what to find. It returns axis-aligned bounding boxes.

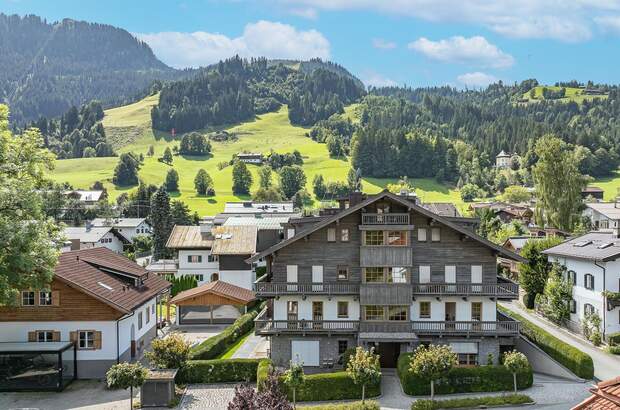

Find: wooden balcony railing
[361,213,410,225]
[411,320,520,336]
[254,307,359,335]
[411,282,519,298]
[359,321,413,333]
[253,282,360,296]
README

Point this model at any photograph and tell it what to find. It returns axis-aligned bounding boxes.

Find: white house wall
[219,270,254,290]
[273,296,360,321]
[410,297,497,321]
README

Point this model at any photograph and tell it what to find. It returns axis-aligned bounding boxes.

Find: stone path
[502,301,620,381]
[231,333,269,359]
[180,384,237,410]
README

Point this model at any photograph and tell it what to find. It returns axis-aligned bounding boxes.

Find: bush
[498,306,594,379]
[304,401,380,410]
[190,310,258,360]
[411,394,533,410]
[279,371,381,402]
[607,345,620,355]
[522,292,536,309]
[608,332,620,346]
[146,334,191,369]
[341,347,356,368]
[397,353,532,396]
[256,359,272,391]
[176,358,268,384]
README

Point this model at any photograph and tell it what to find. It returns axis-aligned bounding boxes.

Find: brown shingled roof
[170,280,255,305]
[56,248,171,313]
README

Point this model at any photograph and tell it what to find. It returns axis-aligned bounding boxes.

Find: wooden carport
[168,280,255,325]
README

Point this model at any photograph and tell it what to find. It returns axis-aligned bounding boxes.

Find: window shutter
[28,331,36,342]
[52,291,60,306]
[69,331,77,343]
[94,331,102,350]
[53,331,61,342]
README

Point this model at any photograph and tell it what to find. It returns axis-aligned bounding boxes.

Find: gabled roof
[585,202,620,219]
[166,225,213,249]
[247,190,526,263]
[91,218,148,228]
[169,280,255,305]
[223,216,291,230]
[543,231,620,262]
[422,202,461,217]
[572,376,620,409]
[64,190,103,202]
[63,226,115,243]
[56,248,170,313]
[211,225,257,255]
[502,236,543,253]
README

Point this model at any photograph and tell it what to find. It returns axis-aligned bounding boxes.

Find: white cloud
[280,0,620,41]
[289,7,319,19]
[361,71,398,88]
[457,71,498,88]
[137,20,330,68]
[595,15,620,33]
[408,36,514,68]
[372,38,397,49]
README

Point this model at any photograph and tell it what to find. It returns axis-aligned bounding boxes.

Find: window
[444,266,456,283]
[188,255,202,263]
[208,254,218,263]
[458,354,478,366]
[431,227,441,242]
[364,267,385,283]
[364,231,384,246]
[570,299,577,314]
[286,265,298,282]
[341,228,350,242]
[37,331,54,342]
[584,303,596,316]
[471,266,483,283]
[79,331,95,349]
[388,306,408,321]
[584,274,595,290]
[338,340,348,355]
[39,291,53,306]
[146,306,150,324]
[567,270,576,285]
[287,301,298,317]
[337,301,349,318]
[364,305,385,321]
[138,312,143,330]
[417,228,427,242]
[22,291,35,306]
[419,301,431,318]
[419,266,431,283]
[388,267,408,283]
[388,231,407,246]
[471,302,482,321]
[337,266,349,281]
[136,229,140,234]
[287,228,295,239]
[327,228,336,242]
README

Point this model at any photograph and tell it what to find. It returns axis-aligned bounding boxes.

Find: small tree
[194,169,213,195]
[409,344,457,400]
[258,166,273,189]
[503,350,529,393]
[279,165,307,199]
[106,362,147,410]
[283,360,305,408]
[146,334,191,369]
[346,346,381,403]
[162,147,173,164]
[165,168,179,192]
[535,263,572,324]
[147,145,155,157]
[460,183,479,202]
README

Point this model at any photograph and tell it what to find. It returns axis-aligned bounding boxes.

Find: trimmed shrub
[304,401,380,410]
[176,358,269,384]
[411,394,533,410]
[256,359,272,391]
[279,371,381,402]
[397,353,533,396]
[607,345,620,355]
[190,310,258,360]
[498,306,594,379]
[608,332,620,346]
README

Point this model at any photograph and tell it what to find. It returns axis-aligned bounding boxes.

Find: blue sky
[4,0,620,88]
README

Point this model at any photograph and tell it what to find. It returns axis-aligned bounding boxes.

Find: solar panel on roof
[598,242,613,249]
[574,240,592,247]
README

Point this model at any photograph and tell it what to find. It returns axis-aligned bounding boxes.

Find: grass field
[591,172,620,200]
[49,95,462,215]
[522,85,608,104]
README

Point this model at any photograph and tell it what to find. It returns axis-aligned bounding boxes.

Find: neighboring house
[221,201,296,216]
[237,153,263,164]
[166,222,258,289]
[422,202,461,218]
[572,376,620,409]
[581,186,605,201]
[251,190,523,368]
[499,236,545,278]
[222,216,290,252]
[528,227,571,238]
[63,225,127,253]
[145,259,178,276]
[583,202,620,230]
[468,202,533,225]
[0,248,171,379]
[495,150,512,168]
[543,232,620,340]
[91,218,152,244]
[64,190,105,207]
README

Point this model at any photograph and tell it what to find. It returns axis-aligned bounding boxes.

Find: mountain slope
[0,13,184,123]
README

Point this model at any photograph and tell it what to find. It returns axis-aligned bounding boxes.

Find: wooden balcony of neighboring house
[360,283,412,305]
[253,281,360,297]
[254,308,359,335]
[360,245,413,266]
[361,213,410,225]
[411,277,519,299]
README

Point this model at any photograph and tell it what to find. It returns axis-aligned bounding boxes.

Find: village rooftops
[223,201,295,215]
[211,225,257,255]
[170,280,255,305]
[543,231,620,261]
[91,218,147,228]
[572,376,620,409]
[422,202,461,217]
[64,190,104,202]
[585,202,620,219]
[166,225,214,249]
[63,226,126,243]
[55,248,170,313]
[222,216,291,230]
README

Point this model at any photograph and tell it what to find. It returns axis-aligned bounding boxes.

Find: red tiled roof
[572,376,620,409]
[170,280,255,305]
[56,248,171,313]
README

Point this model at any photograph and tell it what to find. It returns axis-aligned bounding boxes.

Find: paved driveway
[167,324,228,347]
[180,384,237,410]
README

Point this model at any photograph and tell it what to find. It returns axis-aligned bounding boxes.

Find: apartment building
[250,190,523,368]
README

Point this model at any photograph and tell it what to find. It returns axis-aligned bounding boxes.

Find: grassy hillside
[522,86,608,104]
[591,172,620,200]
[49,96,461,215]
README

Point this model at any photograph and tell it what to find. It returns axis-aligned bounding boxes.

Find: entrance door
[312,301,323,329]
[287,301,298,330]
[377,343,400,368]
[445,302,456,330]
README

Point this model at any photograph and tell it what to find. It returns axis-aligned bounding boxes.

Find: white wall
[273,296,360,321]
[177,249,219,284]
[410,297,497,322]
[115,221,152,243]
[220,270,254,290]
[83,231,124,253]
[118,297,158,355]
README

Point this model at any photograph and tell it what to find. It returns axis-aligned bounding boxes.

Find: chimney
[85,220,92,232]
[349,192,364,207]
[71,238,81,251]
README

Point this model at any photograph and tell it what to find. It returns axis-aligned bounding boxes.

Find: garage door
[291,340,320,366]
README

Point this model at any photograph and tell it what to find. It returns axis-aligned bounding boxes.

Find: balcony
[254,308,359,335]
[362,213,410,225]
[411,281,519,299]
[360,246,412,267]
[411,320,520,336]
[360,283,412,305]
[253,282,360,297]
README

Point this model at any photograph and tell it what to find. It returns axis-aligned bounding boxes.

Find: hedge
[303,402,380,410]
[279,371,381,402]
[189,310,259,360]
[176,358,269,384]
[498,305,594,379]
[256,358,272,391]
[397,353,533,396]
[608,332,620,346]
[411,394,533,410]
[607,345,620,355]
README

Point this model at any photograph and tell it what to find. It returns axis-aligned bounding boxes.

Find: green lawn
[522,85,608,104]
[592,171,620,200]
[49,95,463,215]
[216,331,251,359]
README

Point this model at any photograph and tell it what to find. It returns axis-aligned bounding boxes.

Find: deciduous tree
[106,362,147,410]
[503,351,529,393]
[346,346,381,403]
[279,166,307,199]
[232,161,253,195]
[409,344,457,400]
